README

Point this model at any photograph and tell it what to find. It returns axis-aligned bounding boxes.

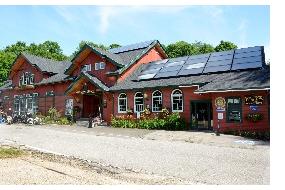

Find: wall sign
[245,95,264,105]
[250,105,259,111]
[218,113,224,120]
[215,97,226,112]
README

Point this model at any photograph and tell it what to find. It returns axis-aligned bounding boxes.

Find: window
[82,64,91,72]
[118,93,127,113]
[171,89,183,112]
[19,72,34,86]
[13,94,39,115]
[134,92,144,113]
[226,97,242,122]
[100,62,106,70]
[95,62,105,70]
[152,90,162,112]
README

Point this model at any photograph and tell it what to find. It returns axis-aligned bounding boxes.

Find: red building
[0,40,270,132]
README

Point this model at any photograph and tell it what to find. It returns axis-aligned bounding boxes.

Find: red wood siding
[71,51,118,86]
[112,87,270,132]
[10,59,44,87]
[117,47,166,82]
[211,91,270,132]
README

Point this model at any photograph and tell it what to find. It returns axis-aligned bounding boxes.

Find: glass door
[190,101,213,130]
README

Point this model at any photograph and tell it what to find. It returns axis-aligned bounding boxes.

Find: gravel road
[0,124,270,185]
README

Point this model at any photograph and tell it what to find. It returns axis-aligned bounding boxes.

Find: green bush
[111,112,186,131]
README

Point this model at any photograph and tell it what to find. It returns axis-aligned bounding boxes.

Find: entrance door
[82,95,100,118]
[190,101,213,130]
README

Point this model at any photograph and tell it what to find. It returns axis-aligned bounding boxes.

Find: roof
[65,72,109,95]
[10,53,72,85]
[66,40,167,75]
[22,52,72,74]
[109,40,155,54]
[109,62,270,92]
[0,80,12,91]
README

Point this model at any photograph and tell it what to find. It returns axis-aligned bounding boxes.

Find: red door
[82,95,100,118]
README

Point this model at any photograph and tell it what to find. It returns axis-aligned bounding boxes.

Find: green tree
[72,40,108,58]
[215,40,238,52]
[165,41,215,58]
[109,44,121,49]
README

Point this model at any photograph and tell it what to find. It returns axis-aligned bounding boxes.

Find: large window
[13,93,38,115]
[171,89,183,112]
[118,93,127,113]
[226,97,242,122]
[19,72,34,86]
[134,92,144,113]
[152,90,162,112]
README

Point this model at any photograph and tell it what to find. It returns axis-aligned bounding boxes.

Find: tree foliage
[214,40,238,52]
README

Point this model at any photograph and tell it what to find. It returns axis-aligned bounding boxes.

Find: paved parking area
[0,123,270,184]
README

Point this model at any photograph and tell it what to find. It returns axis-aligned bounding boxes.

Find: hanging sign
[218,112,224,120]
[245,95,264,105]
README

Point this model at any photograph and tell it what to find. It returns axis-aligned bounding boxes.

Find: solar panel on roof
[233,56,262,64]
[206,59,232,67]
[109,40,154,54]
[187,53,210,60]
[203,65,231,73]
[165,61,185,67]
[234,51,262,59]
[235,46,262,54]
[138,73,156,80]
[167,56,188,62]
[185,57,208,65]
[208,54,233,62]
[136,46,264,81]
[154,71,179,78]
[184,62,205,69]
[210,50,234,57]
[159,65,182,73]
[231,62,263,71]
[177,68,204,76]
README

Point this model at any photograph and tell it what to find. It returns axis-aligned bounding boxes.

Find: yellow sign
[215,97,226,108]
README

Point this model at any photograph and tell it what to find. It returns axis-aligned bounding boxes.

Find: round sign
[215,97,226,108]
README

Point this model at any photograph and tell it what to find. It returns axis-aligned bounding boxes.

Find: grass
[0,147,25,159]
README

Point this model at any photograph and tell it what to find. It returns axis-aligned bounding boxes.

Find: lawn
[0,147,24,159]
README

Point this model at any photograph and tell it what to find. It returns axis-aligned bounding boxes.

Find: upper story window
[152,90,162,112]
[118,93,127,113]
[81,64,91,72]
[226,97,242,123]
[95,62,106,70]
[171,89,183,112]
[134,92,144,113]
[19,72,34,86]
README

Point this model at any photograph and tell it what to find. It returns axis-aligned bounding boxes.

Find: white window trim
[171,89,183,112]
[118,93,127,113]
[152,90,163,112]
[100,62,105,70]
[95,62,100,70]
[134,92,144,113]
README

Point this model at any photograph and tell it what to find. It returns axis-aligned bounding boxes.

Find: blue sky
[0,5,269,57]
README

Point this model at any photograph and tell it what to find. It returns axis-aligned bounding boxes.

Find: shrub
[111,112,186,131]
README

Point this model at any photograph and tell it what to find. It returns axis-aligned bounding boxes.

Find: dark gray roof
[22,52,71,74]
[109,40,155,54]
[0,80,12,90]
[21,53,72,85]
[109,63,270,92]
[83,72,110,91]
[115,48,147,65]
